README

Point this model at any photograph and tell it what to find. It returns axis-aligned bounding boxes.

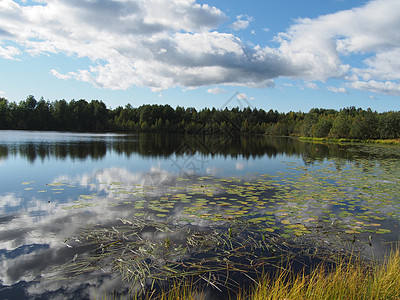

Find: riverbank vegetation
[1,95,400,140]
[98,246,400,299]
[240,246,400,300]
[127,246,400,300]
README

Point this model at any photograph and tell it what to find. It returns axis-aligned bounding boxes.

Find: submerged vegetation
[91,244,400,300]
[40,143,400,299]
[61,218,346,297]
[1,95,400,140]
[133,247,400,300]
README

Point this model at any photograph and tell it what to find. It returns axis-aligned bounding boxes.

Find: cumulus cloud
[327,86,347,93]
[282,83,293,88]
[348,80,400,96]
[305,82,319,90]
[0,0,399,95]
[0,43,20,60]
[230,15,253,31]
[207,87,226,94]
[0,194,22,209]
[277,0,400,94]
[49,69,71,80]
[236,93,254,100]
[352,49,400,81]
[236,93,248,100]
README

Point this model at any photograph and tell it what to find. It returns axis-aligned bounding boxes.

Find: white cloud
[352,49,400,81]
[0,194,22,209]
[237,93,248,100]
[0,43,21,60]
[347,80,400,96]
[327,86,347,93]
[0,90,5,96]
[0,0,399,96]
[235,162,245,170]
[277,0,400,94]
[49,69,71,80]
[282,83,293,87]
[207,87,226,94]
[305,82,319,90]
[230,15,253,31]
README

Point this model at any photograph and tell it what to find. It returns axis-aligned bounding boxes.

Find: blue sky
[0,0,399,112]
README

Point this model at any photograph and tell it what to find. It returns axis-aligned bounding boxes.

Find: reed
[60,216,400,300]
[97,247,400,299]
[238,246,400,300]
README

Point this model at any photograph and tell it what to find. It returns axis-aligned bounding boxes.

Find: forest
[0,95,400,140]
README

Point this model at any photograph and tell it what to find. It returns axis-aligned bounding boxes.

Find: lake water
[0,130,399,299]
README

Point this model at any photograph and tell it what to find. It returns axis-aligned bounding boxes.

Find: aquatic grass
[147,279,206,300]
[94,247,400,299]
[94,278,206,300]
[238,246,400,300]
[56,217,352,296]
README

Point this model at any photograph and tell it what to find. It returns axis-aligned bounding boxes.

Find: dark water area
[2,130,396,163]
[0,130,399,299]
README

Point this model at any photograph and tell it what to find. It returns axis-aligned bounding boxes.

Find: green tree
[346,110,374,139]
[35,98,52,130]
[69,99,91,131]
[24,95,38,111]
[19,95,38,129]
[0,98,9,128]
[90,100,108,131]
[52,99,70,130]
[314,118,332,138]
[273,122,289,136]
[302,112,318,137]
[241,120,249,133]
[330,111,351,138]
[141,121,148,131]
[379,111,400,139]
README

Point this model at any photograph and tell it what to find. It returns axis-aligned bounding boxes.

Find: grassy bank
[123,247,400,300]
[239,247,400,300]
[298,136,400,145]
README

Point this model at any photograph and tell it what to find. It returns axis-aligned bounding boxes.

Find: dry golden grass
[239,247,400,300]
[99,247,400,300]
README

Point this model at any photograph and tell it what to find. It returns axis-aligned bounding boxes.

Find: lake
[0,130,399,299]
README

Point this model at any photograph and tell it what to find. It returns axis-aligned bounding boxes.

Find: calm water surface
[0,131,399,299]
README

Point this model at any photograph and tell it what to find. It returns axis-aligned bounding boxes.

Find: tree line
[0,95,399,140]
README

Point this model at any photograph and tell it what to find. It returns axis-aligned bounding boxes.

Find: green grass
[369,139,400,145]
[298,136,400,145]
